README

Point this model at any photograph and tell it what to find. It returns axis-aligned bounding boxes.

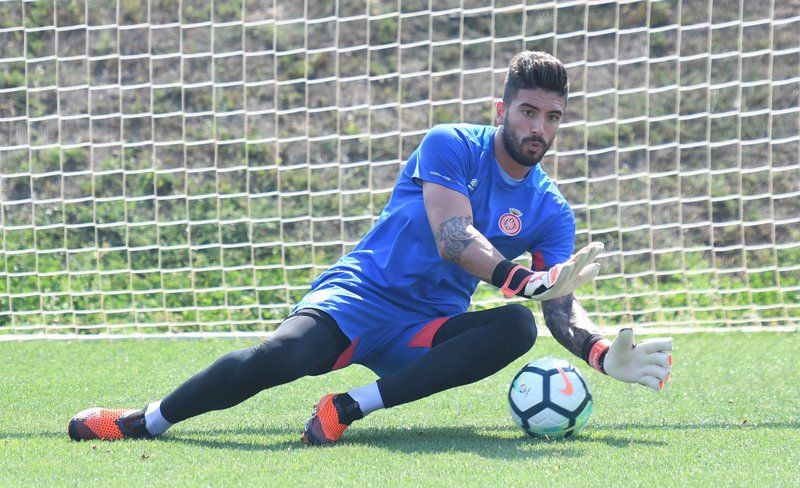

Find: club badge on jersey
[498,208,523,236]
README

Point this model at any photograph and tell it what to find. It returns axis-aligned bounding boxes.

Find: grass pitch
[1,332,798,487]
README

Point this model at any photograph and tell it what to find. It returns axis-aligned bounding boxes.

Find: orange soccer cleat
[67,407,150,441]
[301,394,352,445]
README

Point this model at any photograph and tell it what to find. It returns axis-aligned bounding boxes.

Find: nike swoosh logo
[556,367,574,396]
[549,267,560,283]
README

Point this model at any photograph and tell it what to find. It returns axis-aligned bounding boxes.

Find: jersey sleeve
[530,203,576,269]
[411,125,472,197]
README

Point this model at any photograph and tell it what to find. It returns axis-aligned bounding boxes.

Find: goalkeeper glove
[492,242,604,301]
[586,329,674,391]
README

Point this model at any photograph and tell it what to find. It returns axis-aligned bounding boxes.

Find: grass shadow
[4,420,795,455]
[164,424,665,459]
[339,425,667,459]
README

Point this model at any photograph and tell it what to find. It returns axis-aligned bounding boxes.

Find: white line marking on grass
[0,325,797,342]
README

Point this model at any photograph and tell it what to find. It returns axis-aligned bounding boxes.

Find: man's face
[496,88,566,167]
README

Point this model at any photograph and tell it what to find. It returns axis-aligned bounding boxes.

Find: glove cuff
[492,260,534,298]
[583,335,612,374]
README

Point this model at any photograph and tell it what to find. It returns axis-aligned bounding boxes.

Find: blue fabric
[356,317,445,378]
[293,123,575,370]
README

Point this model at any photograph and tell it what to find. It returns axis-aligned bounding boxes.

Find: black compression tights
[377,303,537,408]
[159,304,536,424]
[160,309,349,423]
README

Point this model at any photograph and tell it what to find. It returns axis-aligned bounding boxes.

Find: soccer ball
[508,357,592,438]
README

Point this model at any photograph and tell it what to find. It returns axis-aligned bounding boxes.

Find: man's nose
[530,114,545,134]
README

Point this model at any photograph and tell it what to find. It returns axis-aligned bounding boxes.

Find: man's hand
[528,242,603,301]
[603,328,673,391]
[494,242,604,301]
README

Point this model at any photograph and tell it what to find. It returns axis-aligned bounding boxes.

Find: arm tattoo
[435,215,475,265]
[541,294,598,358]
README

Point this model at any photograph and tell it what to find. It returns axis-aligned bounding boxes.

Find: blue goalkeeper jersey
[294,123,576,336]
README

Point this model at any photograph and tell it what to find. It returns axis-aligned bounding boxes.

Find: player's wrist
[491,259,534,298]
[582,335,612,374]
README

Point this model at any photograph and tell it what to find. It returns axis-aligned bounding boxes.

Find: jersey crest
[498,208,523,236]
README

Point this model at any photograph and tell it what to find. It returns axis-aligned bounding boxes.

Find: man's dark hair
[502,51,569,103]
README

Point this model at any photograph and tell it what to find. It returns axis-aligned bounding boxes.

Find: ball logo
[498,208,523,236]
[556,367,574,396]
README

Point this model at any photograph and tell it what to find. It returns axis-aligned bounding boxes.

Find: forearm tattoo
[541,294,597,358]
[435,215,476,265]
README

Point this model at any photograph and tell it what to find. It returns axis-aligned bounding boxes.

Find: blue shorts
[335,316,451,378]
[293,287,456,378]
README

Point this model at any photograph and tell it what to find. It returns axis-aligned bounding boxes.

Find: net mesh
[1,0,798,337]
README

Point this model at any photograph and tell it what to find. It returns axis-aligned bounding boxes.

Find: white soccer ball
[508,357,592,438]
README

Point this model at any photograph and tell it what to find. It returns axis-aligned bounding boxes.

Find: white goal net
[1,0,798,337]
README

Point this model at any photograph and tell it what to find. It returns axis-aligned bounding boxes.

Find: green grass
[1,332,799,486]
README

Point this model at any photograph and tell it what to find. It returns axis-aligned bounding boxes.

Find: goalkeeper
[68,51,673,445]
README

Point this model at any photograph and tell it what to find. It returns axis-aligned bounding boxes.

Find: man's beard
[501,116,553,167]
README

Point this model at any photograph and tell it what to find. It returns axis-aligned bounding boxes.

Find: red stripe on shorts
[408,317,450,348]
[332,337,359,370]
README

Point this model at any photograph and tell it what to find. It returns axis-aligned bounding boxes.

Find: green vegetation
[0,332,798,485]
[1,1,798,332]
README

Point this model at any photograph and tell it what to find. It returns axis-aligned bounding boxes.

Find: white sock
[347,382,384,417]
[144,400,172,436]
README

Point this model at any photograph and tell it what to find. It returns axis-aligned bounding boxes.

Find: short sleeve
[411,125,472,197]
[530,204,576,269]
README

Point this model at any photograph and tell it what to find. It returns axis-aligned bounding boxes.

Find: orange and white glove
[588,329,674,391]
[492,242,604,302]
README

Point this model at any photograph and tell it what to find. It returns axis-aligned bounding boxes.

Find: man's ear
[495,99,506,126]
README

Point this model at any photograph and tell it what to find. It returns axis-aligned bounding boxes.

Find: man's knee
[500,304,537,354]
[250,334,337,379]
[206,347,267,395]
